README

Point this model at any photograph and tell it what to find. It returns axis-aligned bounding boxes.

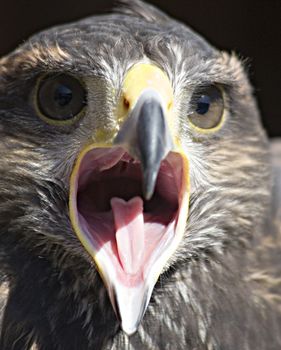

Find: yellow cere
[117,63,175,126]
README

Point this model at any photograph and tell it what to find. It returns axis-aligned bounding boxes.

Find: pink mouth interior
[75,147,183,283]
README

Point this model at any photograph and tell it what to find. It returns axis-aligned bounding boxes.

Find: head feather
[115,0,170,23]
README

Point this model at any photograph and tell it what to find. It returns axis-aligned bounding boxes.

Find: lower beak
[69,64,190,335]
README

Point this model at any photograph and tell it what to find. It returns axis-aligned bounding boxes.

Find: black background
[0,0,280,137]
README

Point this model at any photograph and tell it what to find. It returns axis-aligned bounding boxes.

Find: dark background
[0,0,280,137]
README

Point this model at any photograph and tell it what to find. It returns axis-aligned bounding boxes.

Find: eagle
[0,1,280,349]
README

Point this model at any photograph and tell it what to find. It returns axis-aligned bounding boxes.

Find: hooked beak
[69,63,190,335]
[115,88,174,200]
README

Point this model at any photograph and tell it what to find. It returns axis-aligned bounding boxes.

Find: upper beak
[69,63,190,335]
[115,88,174,200]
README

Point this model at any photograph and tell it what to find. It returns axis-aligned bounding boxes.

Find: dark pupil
[54,85,73,107]
[196,95,211,115]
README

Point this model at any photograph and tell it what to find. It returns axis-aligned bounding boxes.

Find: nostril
[123,97,130,110]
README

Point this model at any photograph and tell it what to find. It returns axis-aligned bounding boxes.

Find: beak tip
[111,283,150,337]
[121,323,139,336]
[143,188,153,201]
[115,298,145,337]
[142,168,158,200]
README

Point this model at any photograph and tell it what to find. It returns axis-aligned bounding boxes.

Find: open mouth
[68,62,190,334]
[70,146,187,287]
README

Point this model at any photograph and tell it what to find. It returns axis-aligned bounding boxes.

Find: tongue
[111,197,145,275]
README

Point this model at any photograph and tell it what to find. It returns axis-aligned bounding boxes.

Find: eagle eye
[36,74,87,124]
[188,85,224,130]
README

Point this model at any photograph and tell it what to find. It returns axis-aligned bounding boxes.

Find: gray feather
[0,1,280,349]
